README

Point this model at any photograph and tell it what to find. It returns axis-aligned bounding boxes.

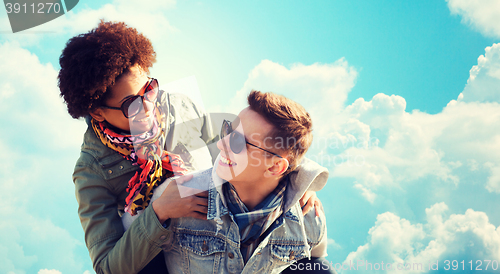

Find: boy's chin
[215,165,237,182]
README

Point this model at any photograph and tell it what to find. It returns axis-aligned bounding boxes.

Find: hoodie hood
[283,157,329,212]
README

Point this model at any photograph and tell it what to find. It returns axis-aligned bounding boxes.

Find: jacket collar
[205,154,324,259]
[206,154,329,222]
[206,154,329,220]
[206,157,228,221]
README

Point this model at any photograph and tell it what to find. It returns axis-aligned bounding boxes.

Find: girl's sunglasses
[102,78,159,118]
[221,119,283,158]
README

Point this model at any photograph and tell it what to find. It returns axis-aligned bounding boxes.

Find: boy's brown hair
[247,90,313,176]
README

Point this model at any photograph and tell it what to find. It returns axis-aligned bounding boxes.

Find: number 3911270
[5,3,62,14]
[443,260,498,271]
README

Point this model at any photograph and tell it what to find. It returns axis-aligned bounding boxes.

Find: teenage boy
[147,90,332,273]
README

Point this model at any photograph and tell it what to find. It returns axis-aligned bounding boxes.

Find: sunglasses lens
[221,120,231,138]
[221,120,245,154]
[229,132,246,154]
[123,97,143,118]
[121,79,158,118]
[145,79,159,102]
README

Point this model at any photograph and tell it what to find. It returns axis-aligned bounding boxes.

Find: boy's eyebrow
[231,117,241,130]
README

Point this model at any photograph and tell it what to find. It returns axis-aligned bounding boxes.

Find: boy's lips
[220,155,237,166]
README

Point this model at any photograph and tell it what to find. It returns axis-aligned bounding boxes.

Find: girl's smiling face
[91,64,155,133]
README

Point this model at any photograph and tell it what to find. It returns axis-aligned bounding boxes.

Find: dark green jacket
[73,91,215,274]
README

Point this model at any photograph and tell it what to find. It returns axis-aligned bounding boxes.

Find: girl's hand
[152,174,209,223]
[299,190,320,216]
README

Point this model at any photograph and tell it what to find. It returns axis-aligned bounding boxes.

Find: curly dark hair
[58,20,156,119]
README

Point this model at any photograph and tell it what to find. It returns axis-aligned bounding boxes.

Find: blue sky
[1,0,500,273]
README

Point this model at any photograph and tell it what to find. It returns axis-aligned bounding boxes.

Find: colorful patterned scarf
[92,105,187,215]
[223,178,287,262]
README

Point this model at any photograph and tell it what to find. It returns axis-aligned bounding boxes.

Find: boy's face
[216,107,280,184]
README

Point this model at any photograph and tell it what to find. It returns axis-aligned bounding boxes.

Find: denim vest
[159,161,328,274]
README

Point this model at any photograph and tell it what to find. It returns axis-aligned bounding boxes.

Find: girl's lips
[136,118,149,123]
[134,115,152,123]
[134,108,156,123]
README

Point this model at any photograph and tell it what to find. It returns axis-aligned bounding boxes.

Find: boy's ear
[89,108,106,122]
[265,158,289,178]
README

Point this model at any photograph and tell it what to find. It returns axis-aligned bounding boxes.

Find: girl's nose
[142,99,154,114]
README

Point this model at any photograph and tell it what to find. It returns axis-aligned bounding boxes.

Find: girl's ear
[90,108,106,122]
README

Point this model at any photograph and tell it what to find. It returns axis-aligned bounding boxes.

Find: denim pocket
[177,232,226,256]
[174,232,226,273]
[270,243,308,263]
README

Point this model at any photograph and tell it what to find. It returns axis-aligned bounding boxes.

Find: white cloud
[1,0,177,45]
[222,59,358,126]
[232,56,500,203]
[458,43,500,103]
[333,94,460,189]
[38,270,62,274]
[434,101,500,163]
[486,164,500,193]
[343,203,500,273]
[354,183,377,204]
[467,159,479,171]
[447,0,500,38]
[0,6,10,31]
[0,42,90,273]
[0,131,87,272]
[0,41,86,150]
[0,206,84,273]
[333,96,500,195]
[328,238,342,250]
[60,0,177,42]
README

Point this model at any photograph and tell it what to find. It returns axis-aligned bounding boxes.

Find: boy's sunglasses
[221,119,283,158]
[102,78,159,118]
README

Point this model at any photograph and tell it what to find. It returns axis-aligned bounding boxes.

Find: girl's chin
[130,119,154,134]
